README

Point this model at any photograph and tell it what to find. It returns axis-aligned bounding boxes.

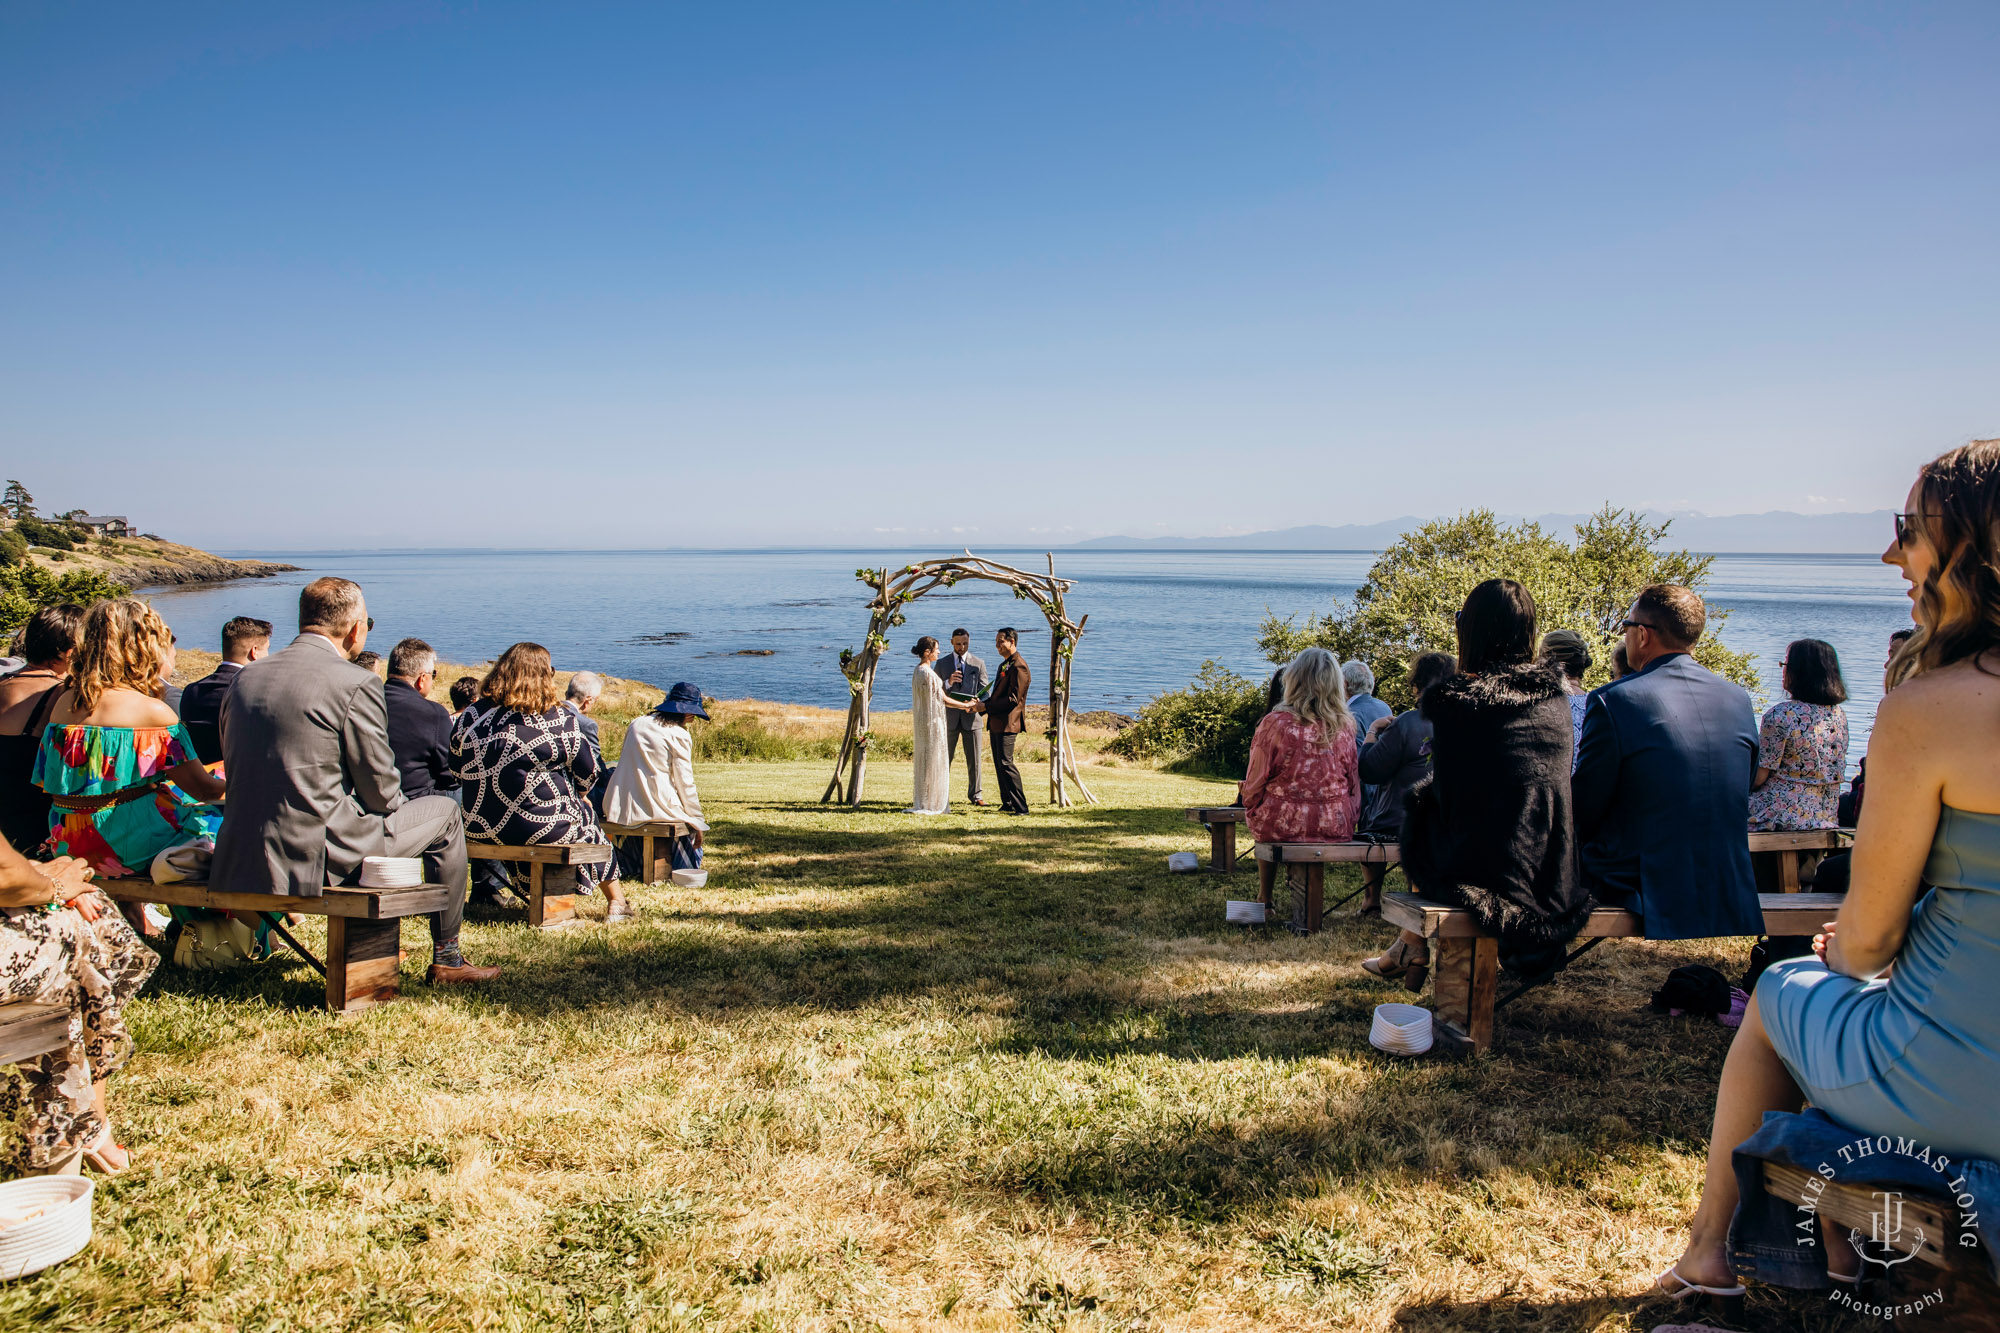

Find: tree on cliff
[0,562,122,638]
[2,481,36,521]
[1257,506,1760,710]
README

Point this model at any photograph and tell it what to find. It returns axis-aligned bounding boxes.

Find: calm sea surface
[155,549,1908,774]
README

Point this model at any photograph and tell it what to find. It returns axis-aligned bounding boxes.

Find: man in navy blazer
[1572,584,1762,940]
[178,616,272,764]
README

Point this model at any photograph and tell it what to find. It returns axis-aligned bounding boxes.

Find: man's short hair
[387,637,436,680]
[1634,584,1706,649]
[1340,659,1375,695]
[299,576,365,634]
[221,616,273,656]
[449,676,480,710]
[22,603,85,664]
[951,628,969,639]
[566,670,604,703]
[996,627,1017,645]
[352,651,382,672]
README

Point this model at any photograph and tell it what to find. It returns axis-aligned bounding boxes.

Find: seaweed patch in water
[631,632,692,644]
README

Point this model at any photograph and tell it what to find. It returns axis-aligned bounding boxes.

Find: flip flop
[1654,1266,1747,1301]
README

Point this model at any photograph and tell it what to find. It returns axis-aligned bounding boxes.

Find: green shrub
[0,529,25,567]
[1259,506,1758,709]
[688,716,846,763]
[0,562,125,638]
[1105,660,1268,777]
[14,518,82,551]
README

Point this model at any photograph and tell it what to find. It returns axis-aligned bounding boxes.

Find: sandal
[82,1131,131,1176]
[1362,939,1429,991]
[1653,1265,1746,1301]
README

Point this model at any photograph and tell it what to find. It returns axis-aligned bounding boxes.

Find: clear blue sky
[3,3,1994,549]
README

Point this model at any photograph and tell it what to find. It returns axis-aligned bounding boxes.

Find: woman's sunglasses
[1893,512,1930,547]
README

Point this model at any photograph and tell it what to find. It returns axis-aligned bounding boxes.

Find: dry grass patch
[18,760,1872,1331]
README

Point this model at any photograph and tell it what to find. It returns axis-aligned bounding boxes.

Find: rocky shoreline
[24,536,298,591]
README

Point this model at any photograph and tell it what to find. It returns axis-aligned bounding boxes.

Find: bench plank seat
[0,1004,71,1066]
[1184,806,1245,874]
[465,842,613,929]
[96,877,447,1012]
[601,822,690,887]
[1379,890,1848,1053]
[1763,1162,1987,1276]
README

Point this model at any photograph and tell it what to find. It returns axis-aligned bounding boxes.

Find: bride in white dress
[909,636,979,815]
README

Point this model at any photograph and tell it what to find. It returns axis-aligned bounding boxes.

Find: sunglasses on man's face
[367,617,375,630]
[1619,619,1659,633]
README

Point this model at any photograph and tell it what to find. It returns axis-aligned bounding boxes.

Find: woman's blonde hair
[70,598,173,714]
[1890,438,2000,687]
[480,642,562,713]
[1278,646,1355,744]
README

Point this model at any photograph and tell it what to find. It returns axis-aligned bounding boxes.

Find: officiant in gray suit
[933,628,987,806]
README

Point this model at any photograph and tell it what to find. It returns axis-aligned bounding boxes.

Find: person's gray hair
[1340,659,1375,696]
[566,670,605,703]
[387,637,436,681]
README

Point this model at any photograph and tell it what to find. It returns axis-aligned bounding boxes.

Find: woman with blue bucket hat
[602,683,710,886]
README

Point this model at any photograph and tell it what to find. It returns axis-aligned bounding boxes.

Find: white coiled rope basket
[0,1176,93,1279]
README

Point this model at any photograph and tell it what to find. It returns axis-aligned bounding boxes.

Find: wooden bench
[1250,829,1852,935]
[1762,1162,1998,1291]
[465,842,614,929]
[1382,890,1846,1054]
[0,1004,71,1065]
[1184,807,1246,873]
[1252,841,1402,932]
[601,822,690,887]
[1752,828,1852,891]
[97,878,459,1012]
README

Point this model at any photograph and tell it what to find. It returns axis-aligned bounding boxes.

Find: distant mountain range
[1067,510,1894,555]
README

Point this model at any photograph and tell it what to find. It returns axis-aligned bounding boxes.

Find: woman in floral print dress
[1748,639,1850,832]
[1241,647,1361,844]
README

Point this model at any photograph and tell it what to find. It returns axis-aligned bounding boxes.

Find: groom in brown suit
[976,627,1031,814]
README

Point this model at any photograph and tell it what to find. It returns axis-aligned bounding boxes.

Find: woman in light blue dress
[1659,439,2000,1301]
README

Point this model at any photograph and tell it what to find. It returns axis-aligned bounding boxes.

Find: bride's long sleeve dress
[910,663,951,815]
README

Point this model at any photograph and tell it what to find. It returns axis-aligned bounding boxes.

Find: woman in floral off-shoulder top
[1747,638,1849,832]
[1241,647,1360,844]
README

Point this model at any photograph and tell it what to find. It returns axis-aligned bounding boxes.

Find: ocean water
[151,548,1908,773]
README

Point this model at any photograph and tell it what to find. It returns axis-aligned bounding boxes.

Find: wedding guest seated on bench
[1537,628,1591,767]
[602,682,710,882]
[1352,650,1455,913]
[0,603,84,855]
[1574,583,1761,941]
[178,615,271,766]
[1661,440,2000,1301]
[1748,638,1848,833]
[209,576,499,985]
[383,638,456,802]
[452,643,623,920]
[0,831,156,1176]
[449,675,480,716]
[1363,580,1588,987]
[1241,647,1360,845]
[34,599,225,880]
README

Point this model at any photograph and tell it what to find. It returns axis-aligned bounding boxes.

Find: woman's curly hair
[479,642,562,714]
[70,598,174,714]
[1890,439,2000,687]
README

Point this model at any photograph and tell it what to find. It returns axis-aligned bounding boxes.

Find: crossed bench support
[1382,889,1847,1054]
[465,842,614,930]
[1251,840,1401,933]
[97,878,457,1012]
[601,822,690,887]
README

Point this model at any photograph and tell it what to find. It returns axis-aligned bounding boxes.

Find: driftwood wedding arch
[821,552,1098,808]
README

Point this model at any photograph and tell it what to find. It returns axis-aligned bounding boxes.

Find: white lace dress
[910,663,950,815]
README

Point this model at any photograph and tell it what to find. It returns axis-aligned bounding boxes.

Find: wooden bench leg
[1209,822,1235,873]
[529,864,580,929]
[1258,858,1277,912]
[1778,851,1802,893]
[1305,863,1324,934]
[326,916,402,1012]
[642,833,668,886]
[1430,937,1499,1054]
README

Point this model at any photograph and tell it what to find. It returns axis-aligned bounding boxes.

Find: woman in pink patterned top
[1241,648,1361,844]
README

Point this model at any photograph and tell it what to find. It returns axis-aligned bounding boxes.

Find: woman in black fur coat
[1361,579,1591,986]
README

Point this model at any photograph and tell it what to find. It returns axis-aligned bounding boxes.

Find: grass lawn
[12,760,1859,1332]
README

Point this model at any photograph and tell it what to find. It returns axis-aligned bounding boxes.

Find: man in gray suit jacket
[208,577,499,984]
[933,628,987,805]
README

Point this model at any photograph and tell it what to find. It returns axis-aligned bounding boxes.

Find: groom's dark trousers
[985,652,1031,814]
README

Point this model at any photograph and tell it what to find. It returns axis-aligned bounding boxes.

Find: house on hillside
[73,515,133,537]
